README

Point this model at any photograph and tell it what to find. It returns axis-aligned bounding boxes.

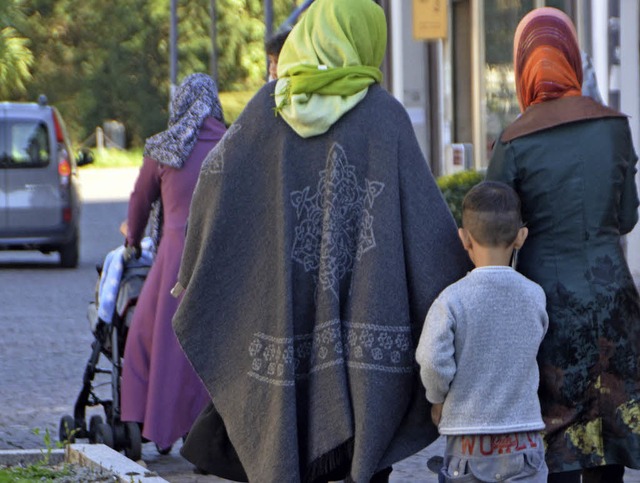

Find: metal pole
[280,0,314,30]
[265,0,273,81]
[471,0,486,168]
[210,0,218,82]
[170,0,178,97]
[265,0,274,40]
[591,0,608,105]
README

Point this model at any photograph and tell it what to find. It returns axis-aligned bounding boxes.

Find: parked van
[0,96,93,268]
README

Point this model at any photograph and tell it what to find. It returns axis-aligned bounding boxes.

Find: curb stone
[66,444,169,482]
[0,448,64,467]
[0,445,169,483]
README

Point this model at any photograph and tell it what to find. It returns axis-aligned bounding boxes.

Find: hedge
[436,170,484,227]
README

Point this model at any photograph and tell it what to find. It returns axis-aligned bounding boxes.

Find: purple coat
[121,117,226,448]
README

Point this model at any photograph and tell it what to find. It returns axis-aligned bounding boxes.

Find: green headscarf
[274,0,387,138]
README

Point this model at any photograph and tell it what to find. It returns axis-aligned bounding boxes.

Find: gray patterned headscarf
[144,73,225,168]
[145,73,224,249]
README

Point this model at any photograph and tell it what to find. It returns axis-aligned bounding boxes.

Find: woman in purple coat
[121,73,226,451]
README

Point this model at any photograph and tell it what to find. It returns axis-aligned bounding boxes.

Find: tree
[0,1,34,98]
[20,0,168,144]
[10,0,302,146]
[179,0,295,92]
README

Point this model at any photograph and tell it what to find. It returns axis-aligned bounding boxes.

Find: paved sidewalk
[143,439,443,482]
[142,437,640,483]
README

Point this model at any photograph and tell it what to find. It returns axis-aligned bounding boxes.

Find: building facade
[377,0,640,281]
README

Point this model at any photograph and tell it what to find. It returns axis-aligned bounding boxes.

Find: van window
[2,121,50,168]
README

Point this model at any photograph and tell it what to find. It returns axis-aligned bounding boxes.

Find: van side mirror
[77,148,94,167]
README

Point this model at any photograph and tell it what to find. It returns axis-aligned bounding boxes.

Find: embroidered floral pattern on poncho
[247,320,414,386]
[290,143,384,298]
[201,123,241,175]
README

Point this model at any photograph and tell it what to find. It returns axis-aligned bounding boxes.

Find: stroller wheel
[155,443,172,455]
[58,415,76,444]
[124,422,142,461]
[95,423,114,448]
[88,415,104,444]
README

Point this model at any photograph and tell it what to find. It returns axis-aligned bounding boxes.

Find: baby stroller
[58,239,154,461]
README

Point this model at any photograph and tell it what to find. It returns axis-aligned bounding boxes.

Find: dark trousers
[547,464,625,483]
[369,466,393,483]
[317,466,392,483]
[548,470,580,483]
[582,464,625,483]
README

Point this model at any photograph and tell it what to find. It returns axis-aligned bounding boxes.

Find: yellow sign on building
[413,0,448,40]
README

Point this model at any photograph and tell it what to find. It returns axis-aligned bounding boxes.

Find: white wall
[390,0,428,157]
[620,0,640,285]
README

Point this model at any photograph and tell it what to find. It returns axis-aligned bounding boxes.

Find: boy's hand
[431,403,443,426]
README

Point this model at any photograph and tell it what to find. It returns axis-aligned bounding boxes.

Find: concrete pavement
[141,437,640,483]
[142,438,444,482]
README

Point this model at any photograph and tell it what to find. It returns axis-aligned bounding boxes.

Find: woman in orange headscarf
[487,8,640,483]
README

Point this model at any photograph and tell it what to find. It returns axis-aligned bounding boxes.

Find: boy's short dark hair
[265,28,292,57]
[462,181,523,247]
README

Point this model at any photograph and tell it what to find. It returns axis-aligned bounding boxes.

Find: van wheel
[59,232,79,268]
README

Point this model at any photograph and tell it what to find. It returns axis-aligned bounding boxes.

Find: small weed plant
[0,427,116,482]
[0,428,70,482]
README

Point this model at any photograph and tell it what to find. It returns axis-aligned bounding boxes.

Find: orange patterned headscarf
[514,7,582,112]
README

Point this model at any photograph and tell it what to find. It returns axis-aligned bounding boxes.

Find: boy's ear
[513,226,528,249]
[458,228,472,250]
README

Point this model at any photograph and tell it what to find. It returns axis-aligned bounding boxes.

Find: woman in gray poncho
[172,0,471,481]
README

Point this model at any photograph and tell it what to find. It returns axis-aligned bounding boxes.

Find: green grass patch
[0,428,116,481]
[0,428,72,482]
[83,148,143,169]
[0,464,72,482]
[0,462,116,482]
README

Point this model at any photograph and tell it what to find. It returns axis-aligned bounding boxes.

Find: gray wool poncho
[172,83,471,482]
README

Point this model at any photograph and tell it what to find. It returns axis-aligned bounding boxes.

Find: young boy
[265,27,291,81]
[416,181,549,482]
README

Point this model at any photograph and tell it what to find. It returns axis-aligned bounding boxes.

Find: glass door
[482,0,534,163]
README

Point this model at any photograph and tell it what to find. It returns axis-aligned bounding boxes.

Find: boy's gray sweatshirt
[416,266,548,435]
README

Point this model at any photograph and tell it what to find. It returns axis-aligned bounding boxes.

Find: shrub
[220,90,259,125]
[436,170,484,227]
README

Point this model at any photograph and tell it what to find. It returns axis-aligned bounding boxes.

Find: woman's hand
[124,243,142,261]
